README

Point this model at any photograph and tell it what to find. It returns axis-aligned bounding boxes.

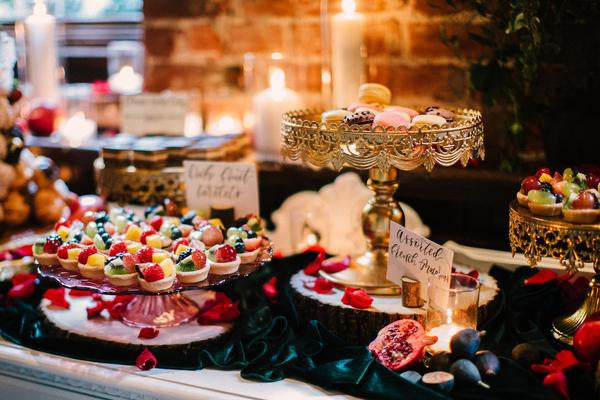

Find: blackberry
[170,226,182,240]
[177,248,193,263]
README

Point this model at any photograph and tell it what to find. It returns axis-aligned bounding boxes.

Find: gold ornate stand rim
[281,108,484,295]
[508,200,600,344]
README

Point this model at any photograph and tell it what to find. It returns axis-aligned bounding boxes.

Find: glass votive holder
[426,273,480,353]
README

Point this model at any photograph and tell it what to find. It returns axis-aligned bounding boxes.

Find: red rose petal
[136,348,157,370]
[138,327,160,339]
[86,302,105,319]
[303,277,335,294]
[102,295,134,320]
[543,371,570,400]
[43,288,70,309]
[262,277,279,304]
[524,269,558,285]
[11,272,37,286]
[69,289,94,297]
[341,287,373,309]
[273,250,284,259]
[321,256,351,274]
[303,251,325,276]
[198,292,240,324]
[9,244,33,259]
[8,276,36,299]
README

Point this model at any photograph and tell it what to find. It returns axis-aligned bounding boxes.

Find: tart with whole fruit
[197,224,224,247]
[136,259,175,292]
[57,242,82,271]
[175,247,209,283]
[104,252,138,286]
[77,246,106,279]
[33,235,63,266]
[526,171,564,216]
[207,243,240,275]
[225,227,262,264]
[517,169,547,206]
[563,189,600,223]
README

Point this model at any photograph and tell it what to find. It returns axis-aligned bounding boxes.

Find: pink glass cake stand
[38,240,272,328]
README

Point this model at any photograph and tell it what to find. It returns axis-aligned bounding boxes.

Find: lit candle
[252,67,302,156]
[206,114,243,136]
[331,0,364,108]
[59,112,97,147]
[25,0,58,101]
[108,65,143,95]
[428,322,463,353]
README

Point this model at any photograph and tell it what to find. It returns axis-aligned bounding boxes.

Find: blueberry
[177,248,193,263]
[181,211,196,225]
[540,182,552,192]
[245,229,257,238]
[72,232,83,242]
[96,211,109,224]
[170,226,182,240]
[234,242,245,253]
[555,193,563,203]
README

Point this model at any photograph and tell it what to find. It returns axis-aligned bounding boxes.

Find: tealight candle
[59,112,97,147]
[108,65,143,95]
[206,114,243,136]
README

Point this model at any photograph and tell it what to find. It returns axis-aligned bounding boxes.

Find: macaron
[343,110,376,126]
[411,114,447,127]
[321,109,352,124]
[425,106,455,122]
[358,83,392,105]
[384,106,419,119]
[354,106,381,116]
[347,102,373,112]
[373,111,410,129]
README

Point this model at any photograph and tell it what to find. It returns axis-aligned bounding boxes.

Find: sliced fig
[422,371,455,393]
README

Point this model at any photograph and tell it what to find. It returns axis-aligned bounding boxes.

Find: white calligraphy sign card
[387,221,453,307]
[183,161,259,218]
[121,93,189,136]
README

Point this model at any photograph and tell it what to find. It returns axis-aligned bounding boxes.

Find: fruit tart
[175,247,209,283]
[207,243,240,275]
[77,246,106,279]
[33,235,63,266]
[57,242,82,271]
[104,252,138,286]
[225,227,262,264]
[526,172,564,216]
[136,259,175,292]
[563,189,600,223]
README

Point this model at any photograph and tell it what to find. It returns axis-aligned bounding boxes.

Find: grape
[528,190,556,205]
[563,168,574,182]
[93,233,106,250]
[226,227,241,238]
[562,183,581,198]
[114,215,128,232]
[85,222,97,238]
[521,176,541,194]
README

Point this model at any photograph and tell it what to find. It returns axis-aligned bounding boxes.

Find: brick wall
[144,0,483,108]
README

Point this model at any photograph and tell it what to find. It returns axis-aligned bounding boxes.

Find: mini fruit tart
[527,189,563,217]
[136,260,175,292]
[207,244,240,275]
[563,190,600,223]
[93,231,113,254]
[78,249,106,280]
[33,235,63,266]
[104,252,138,286]
[57,242,82,271]
[197,224,224,247]
[517,175,541,207]
[171,237,190,254]
[175,248,209,283]
[226,235,261,264]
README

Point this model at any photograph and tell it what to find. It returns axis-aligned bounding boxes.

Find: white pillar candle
[331,0,364,108]
[252,67,302,156]
[25,0,58,102]
[108,65,143,95]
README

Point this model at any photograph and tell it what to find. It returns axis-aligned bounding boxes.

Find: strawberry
[214,244,237,263]
[78,246,97,264]
[191,250,207,268]
[122,253,138,272]
[43,235,63,254]
[57,243,76,259]
[171,238,189,251]
[243,238,262,252]
[54,219,70,232]
[104,222,116,235]
[140,228,157,245]
[142,264,164,282]
[148,216,163,232]
[136,246,153,263]
[109,241,128,257]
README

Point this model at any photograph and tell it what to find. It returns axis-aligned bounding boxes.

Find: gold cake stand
[281,108,484,295]
[509,200,600,344]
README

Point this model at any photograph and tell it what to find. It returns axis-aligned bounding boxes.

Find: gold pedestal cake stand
[509,200,600,345]
[281,108,484,295]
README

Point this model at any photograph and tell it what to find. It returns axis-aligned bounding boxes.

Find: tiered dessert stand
[509,201,600,345]
[281,108,484,295]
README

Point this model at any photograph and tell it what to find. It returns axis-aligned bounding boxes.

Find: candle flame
[269,67,285,90]
[119,65,135,76]
[207,114,243,136]
[33,0,48,16]
[341,0,356,14]
[271,52,283,61]
[446,308,452,324]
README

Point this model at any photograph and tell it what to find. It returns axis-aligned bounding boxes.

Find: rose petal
[303,251,325,276]
[531,350,579,374]
[321,256,351,274]
[103,295,134,319]
[262,277,279,304]
[9,244,33,259]
[198,292,240,324]
[43,288,70,309]
[69,289,94,297]
[92,293,103,301]
[341,287,373,309]
[136,348,157,370]
[273,250,284,259]
[86,302,105,319]
[11,273,37,286]
[543,371,570,400]
[525,269,558,285]
[138,327,160,339]
[8,278,36,299]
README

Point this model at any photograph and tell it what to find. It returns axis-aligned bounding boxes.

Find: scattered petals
[531,350,580,374]
[198,292,240,324]
[11,273,37,286]
[341,287,373,309]
[543,371,570,400]
[86,302,105,319]
[525,269,558,285]
[138,327,160,339]
[262,277,279,304]
[136,348,157,370]
[103,295,134,320]
[303,251,325,276]
[303,277,334,294]
[92,293,103,301]
[321,256,351,274]
[69,289,94,297]
[303,244,326,254]
[43,288,70,309]
[8,273,37,299]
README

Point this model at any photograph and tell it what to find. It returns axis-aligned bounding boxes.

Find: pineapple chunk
[159,258,174,277]
[168,217,181,226]
[127,242,142,254]
[124,225,142,242]
[87,253,106,267]
[539,173,553,183]
[67,248,82,261]
[175,244,189,256]
[152,252,168,263]
[146,234,163,249]
[57,226,70,241]
[208,218,224,230]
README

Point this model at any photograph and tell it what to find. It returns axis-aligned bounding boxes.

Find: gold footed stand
[281,108,484,295]
[509,201,600,345]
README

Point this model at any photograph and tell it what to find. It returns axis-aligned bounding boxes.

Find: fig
[368,319,437,371]
[449,359,490,389]
[421,371,455,393]
[475,350,500,376]
[399,370,422,384]
[429,351,452,372]
[450,329,483,359]
[511,343,541,367]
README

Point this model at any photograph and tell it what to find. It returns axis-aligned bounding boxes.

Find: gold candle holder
[281,108,484,295]
[509,200,600,344]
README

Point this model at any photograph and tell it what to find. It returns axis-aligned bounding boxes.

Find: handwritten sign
[121,93,189,135]
[387,221,453,306]
[183,161,259,218]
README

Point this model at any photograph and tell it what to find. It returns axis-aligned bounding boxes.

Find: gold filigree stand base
[551,278,600,345]
[319,167,403,295]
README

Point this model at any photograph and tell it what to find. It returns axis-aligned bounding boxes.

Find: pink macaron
[384,106,419,119]
[373,111,410,129]
[348,102,378,113]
